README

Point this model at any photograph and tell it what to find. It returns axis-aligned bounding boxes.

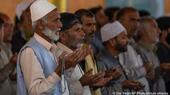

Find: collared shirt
[20,33,60,95]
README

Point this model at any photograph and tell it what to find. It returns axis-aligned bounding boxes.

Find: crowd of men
[0,0,170,95]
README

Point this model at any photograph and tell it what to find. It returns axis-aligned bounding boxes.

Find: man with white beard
[17,0,83,95]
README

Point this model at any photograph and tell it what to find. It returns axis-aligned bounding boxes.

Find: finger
[105,76,112,81]
[74,48,85,62]
[77,47,90,62]
[111,68,117,71]
[85,69,93,76]
[72,48,84,62]
[112,70,121,77]
[92,79,106,87]
[59,51,68,59]
[70,50,79,61]
[87,45,92,54]
[93,77,111,87]
[78,49,88,62]
[93,72,105,81]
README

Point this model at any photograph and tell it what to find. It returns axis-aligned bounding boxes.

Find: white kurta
[119,45,150,92]
[56,42,92,95]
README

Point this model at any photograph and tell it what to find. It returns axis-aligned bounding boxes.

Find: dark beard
[116,44,127,52]
[166,33,170,45]
[84,33,94,43]
[115,42,127,53]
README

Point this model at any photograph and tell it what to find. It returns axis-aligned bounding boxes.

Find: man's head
[137,16,159,44]
[104,7,120,22]
[59,13,85,50]
[0,17,4,42]
[18,7,33,40]
[101,21,128,53]
[138,10,150,17]
[156,16,170,44]
[75,9,96,37]
[16,0,34,39]
[89,6,108,28]
[30,0,62,42]
[116,7,140,38]
[0,13,13,43]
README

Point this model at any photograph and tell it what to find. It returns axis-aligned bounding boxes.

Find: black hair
[139,10,150,17]
[156,16,170,31]
[116,7,138,20]
[89,6,103,15]
[0,17,4,28]
[60,12,80,32]
[104,7,120,22]
[75,9,94,23]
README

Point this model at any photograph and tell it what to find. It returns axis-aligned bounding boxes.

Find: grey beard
[42,27,59,42]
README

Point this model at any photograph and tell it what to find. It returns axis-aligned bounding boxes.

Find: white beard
[42,27,59,42]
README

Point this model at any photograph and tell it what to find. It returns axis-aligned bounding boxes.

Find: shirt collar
[34,33,52,50]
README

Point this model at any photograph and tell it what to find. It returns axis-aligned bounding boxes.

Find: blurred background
[0,0,170,21]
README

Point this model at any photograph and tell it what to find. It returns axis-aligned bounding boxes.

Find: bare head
[116,7,140,38]
[137,16,159,44]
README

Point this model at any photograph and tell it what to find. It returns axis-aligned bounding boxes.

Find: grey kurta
[136,41,166,92]
[0,48,12,95]
[119,45,150,92]
[96,49,128,95]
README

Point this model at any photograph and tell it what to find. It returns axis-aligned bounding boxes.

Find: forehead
[0,15,12,24]
[124,11,139,18]
[47,9,60,19]
[148,19,157,27]
[97,9,104,14]
[119,31,127,37]
[71,23,82,29]
[82,16,95,23]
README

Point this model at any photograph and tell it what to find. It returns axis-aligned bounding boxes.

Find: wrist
[55,66,61,77]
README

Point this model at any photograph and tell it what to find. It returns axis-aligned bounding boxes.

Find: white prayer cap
[101,21,126,42]
[16,0,34,19]
[30,0,56,22]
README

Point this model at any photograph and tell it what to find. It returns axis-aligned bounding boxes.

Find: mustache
[83,34,94,44]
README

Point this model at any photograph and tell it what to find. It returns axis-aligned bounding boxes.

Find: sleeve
[0,63,15,82]
[0,49,15,82]
[123,65,146,79]
[20,48,61,95]
[64,66,84,95]
[119,46,147,79]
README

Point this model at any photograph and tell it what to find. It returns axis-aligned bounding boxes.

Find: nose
[58,20,63,29]
[80,30,85,38]
[126,36,129,44]
[157,28,161,34]
[92,25,96,33]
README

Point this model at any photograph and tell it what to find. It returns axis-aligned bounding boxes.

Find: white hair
[32,16,48,30]
[136,16,155,40]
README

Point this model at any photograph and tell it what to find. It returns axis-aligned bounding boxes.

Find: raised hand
[105,68,122,80]
[122,80,145,91]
